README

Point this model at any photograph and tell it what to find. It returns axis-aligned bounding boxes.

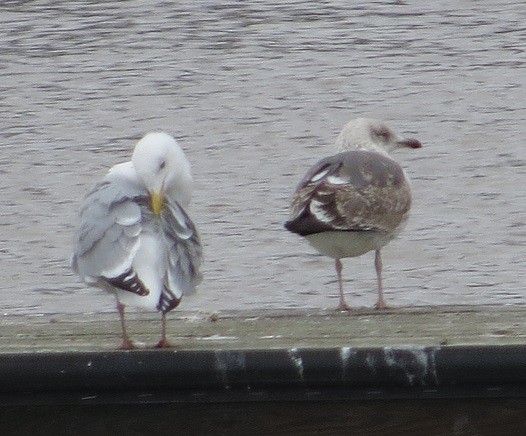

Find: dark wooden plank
[1,399,525,436]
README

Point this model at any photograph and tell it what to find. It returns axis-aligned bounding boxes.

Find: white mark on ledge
[289,348,304,381]
[383,346,439,386]
[214,350,247,389]
[365,353,378,374]
[199,334,237,341]
[340,347,352,363]
[340,346,356,379]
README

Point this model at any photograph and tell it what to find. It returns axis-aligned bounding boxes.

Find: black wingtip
[284,217,316,237]
[105,269,150,296]
[284,219,305,235]
[157,287,182,314]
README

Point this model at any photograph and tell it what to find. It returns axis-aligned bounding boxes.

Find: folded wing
[157,198,203,312]
[285,150,412,236]
[72,176,150,296]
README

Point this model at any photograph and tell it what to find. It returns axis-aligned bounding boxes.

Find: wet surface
[2,306,526,352]
[1,0,526,315]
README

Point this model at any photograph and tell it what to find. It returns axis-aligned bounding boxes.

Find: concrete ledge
[1,306,525,433]
[1,305,526,353]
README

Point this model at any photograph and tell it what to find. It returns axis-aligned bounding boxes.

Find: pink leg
[374,250,388,309]
[116,300,136,350]
[335,259,352,311]
[155,312,175,348]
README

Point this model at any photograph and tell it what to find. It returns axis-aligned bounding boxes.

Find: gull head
[132,132,193,216]
[335,118,422,155]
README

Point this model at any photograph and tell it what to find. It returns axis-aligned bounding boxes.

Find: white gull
[72,132,203,348]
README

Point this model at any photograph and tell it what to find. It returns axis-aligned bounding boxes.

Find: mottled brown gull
[72,132,203,348]
[285,118,421,310]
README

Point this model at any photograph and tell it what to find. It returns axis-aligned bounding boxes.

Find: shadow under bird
[72,132,203,349]
[285,118,421,310]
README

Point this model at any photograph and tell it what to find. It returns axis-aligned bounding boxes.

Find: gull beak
[150,191,165,217]
[397,138,422,149]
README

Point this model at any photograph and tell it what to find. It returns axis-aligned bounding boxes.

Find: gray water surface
[1,0,526,315]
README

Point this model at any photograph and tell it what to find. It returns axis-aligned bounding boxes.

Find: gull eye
[159,160,166,171]
[374,128,391,142]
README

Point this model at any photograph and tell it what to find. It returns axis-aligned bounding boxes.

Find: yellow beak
[150,191,165,217]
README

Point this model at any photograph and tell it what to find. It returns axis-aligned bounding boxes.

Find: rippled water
[1,0,526,315]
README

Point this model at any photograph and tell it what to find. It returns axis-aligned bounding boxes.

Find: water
[1,0,526,315]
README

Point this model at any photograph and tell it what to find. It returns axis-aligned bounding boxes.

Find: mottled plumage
[72,132,202,348]
[285,118,420,310]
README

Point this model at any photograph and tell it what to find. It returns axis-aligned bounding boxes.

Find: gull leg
[116,299,136,350]
[335,259,352,311]
[374,250,388,309]
[155,312,175,348]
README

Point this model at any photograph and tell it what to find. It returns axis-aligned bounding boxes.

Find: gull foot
[336,303,354,312]
[374,300,390,310]
[119,339,137,350]
[154,339,176,349]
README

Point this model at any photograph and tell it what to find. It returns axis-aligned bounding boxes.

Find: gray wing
[157,198,203,313]
[71,177,150,296]
[285,150,412,236]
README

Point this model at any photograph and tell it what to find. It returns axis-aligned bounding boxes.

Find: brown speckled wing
[285,150,412,237]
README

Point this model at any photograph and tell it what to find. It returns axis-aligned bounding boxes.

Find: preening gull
[72,132,203,348]
[285,118,421,310]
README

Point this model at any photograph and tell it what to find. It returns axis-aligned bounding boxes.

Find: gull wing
[285,150,412,236]
[72,174,150,296]
[156,198,203,313]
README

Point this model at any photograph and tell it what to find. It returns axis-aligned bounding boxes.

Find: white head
[132,132,193,215]
[335,118,421,155]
